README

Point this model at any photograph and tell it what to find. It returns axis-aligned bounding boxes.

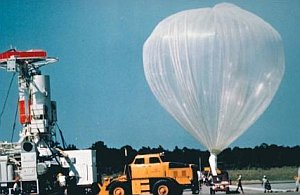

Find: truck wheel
[91,182,100,194]
[153,180,175,195]
[210,187,215,195]
[176,186,184,195]
[109,182,128,195]
[225,187,230,194]
[192,189,200,194]
[191,183,199,194]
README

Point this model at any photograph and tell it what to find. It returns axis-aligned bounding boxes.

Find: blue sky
[0,0,299,150]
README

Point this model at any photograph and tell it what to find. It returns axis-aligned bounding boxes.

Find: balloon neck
[211,149,221,155]
[209,153,218,176]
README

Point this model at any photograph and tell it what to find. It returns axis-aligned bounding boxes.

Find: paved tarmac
[182,182,298,195]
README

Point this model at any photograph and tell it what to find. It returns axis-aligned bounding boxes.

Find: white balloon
[143,3,284,157]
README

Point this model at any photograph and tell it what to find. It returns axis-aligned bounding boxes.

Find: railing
[0,142,21,155]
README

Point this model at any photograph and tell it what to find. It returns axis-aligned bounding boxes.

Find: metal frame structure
[0,49,97,194]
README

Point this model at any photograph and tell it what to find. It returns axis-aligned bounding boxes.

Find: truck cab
[130,153,166,179]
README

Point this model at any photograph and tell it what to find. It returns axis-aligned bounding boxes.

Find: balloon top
[213,2,240,9]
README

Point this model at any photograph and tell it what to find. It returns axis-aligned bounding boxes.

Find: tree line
[67,141,300,175]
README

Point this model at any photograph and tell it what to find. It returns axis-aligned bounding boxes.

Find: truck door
[147,157,165,178]
[130,157,147,179]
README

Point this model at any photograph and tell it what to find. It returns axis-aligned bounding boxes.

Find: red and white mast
[0,49,58,146]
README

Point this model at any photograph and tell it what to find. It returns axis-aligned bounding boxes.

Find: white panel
[30,75,52,122]
[21,167,37,180]
[30,119,48,133]
[62,150,97,185]
[0,162,7,182]
[7,58,16,72]
[21,152,37,167]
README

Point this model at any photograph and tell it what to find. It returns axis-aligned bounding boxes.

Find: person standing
[262,175,272,193]
[296,167,300,192]
[236,174,244,194]
[295,176,299,192]
[57,172,67,195]
[13,176,20,195]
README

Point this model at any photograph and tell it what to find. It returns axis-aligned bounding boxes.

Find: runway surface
[182,181,298,195]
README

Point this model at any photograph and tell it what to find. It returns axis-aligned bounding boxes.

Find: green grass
[227,166,299,182]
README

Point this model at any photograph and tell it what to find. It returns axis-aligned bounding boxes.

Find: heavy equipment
[0,49,97,194]
[99,153,199,195]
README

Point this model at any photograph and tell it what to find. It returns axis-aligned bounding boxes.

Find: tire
[210,187,215,195]
[91,182,100,194]
[109,182,129,195]
[153,180,176,195]
[192,184,200,194]
[225,187,230,194]
[176,185,184,195]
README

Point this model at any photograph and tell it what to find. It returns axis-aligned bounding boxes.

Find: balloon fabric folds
[143,3,285,174]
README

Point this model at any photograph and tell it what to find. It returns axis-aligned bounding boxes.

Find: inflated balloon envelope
[143,3,285,175]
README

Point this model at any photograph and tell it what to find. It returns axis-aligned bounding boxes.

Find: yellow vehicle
[98,153,199,195]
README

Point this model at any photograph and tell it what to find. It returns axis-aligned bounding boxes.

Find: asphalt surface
[182,182,298,195]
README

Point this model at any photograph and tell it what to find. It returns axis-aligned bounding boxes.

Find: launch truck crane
[0,49,97,194]
[0,48,200,195]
